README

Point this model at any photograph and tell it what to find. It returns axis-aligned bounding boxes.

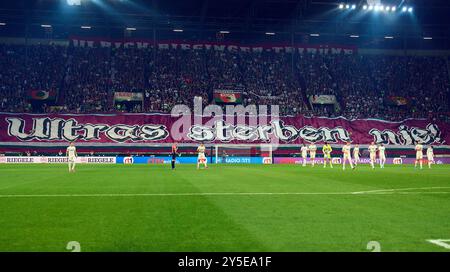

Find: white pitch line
[351,186,450,194]
[0,189,450,198]
[0,192,351,198]
[426,239,450,250]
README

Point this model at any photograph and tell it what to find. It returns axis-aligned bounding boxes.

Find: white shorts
[379,155,386,161]
[416,153,423,160]
[427,155,434,161]
[353,155,359,160]
[343,154,352,160]
[68,157,76,163]
[302,154,307,159]
[370,154,376,161]
[198,153,206,163]
[310,152,316,159]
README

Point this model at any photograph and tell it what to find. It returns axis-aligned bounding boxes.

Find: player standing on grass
[301,144,308,167]
[322,142,333,168]
[342,142,355,170]
[197,143,208,170]
[171,143,179,170]
[378,144,386,168]
[353,144,360,166]
[66,142,77,173]
[427,146,434,169]
[415,142,424,169]
[308,143,317,167]
[368,142,378,169]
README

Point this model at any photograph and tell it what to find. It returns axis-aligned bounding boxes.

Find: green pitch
[0,163,449,252]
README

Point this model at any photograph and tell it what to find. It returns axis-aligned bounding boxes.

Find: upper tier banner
[0,113,447,147]
[69,37,357,54]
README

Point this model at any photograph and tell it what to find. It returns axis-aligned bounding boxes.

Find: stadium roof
[0,1,449,48]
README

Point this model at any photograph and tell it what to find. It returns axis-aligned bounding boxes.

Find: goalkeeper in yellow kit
[322,142,333,168]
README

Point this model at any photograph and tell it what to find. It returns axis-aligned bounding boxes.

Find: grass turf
[0,163,449,252]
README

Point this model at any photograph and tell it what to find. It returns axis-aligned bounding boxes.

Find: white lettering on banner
[0,157,116,164]
[6,117,169,143]
[393,158,403,165]
[331,158,342,164]
[369,123,441,145]
[5,117,444,145]
[263,157,272,164]
[70,38,357,54]
[123,157,134,164]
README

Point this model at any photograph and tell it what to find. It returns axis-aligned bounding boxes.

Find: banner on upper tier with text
[69,37,358,54]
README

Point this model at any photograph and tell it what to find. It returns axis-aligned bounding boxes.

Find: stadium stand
[0,43,449,122]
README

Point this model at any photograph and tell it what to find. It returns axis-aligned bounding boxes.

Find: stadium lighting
[363,5,367,10]
[310,33,320,37]
[423,37,433,40]
[173,29,183,32]
[386,6,391,11]
[350,35,359,38]
[402,6,407,12]
[265,32,276,35]
[368,5,373,10]
[66,0,81,6]
[408,7,413,12]
[380,5,384,11]
[339,4,344,9]
[219,30,230,34]
[351,4,356,10]
[126,27,136,31]
[0,22,6,26]
[392,6,396,11]
[81,26,91,29]
[384,36,394,39]
[41,24,52,28]
[345,4,350,9]
[374,5,380,11]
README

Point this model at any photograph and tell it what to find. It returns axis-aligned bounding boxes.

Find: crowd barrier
[273,157,450,165]
[116,156,268,164]
[0,156,448,165]
[0,156,116,164]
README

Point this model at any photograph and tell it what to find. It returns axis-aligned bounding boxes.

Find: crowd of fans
[0,43,449,122]
[297,53,450,121]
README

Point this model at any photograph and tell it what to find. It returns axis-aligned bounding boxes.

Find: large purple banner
[0,113,448,147]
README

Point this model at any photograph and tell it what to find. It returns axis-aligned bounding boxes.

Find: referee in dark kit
[171,143,179,170]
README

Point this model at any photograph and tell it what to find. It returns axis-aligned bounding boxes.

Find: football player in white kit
[308,143,317,167]
[353,144,360,166]
[378,144,386,168]
[197,143,208,169]
[66,142,77,173]
[415,143,424,169]
[368,142,378,169]
[342,142,355,170]
[300,144,308,167]
[427,146,434,169]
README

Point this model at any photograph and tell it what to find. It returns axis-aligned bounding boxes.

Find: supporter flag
[309,95,337,104]
[214,90,243,104]
[388,96,409,106]
[28,90,57,100]
[114,92,144,101]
